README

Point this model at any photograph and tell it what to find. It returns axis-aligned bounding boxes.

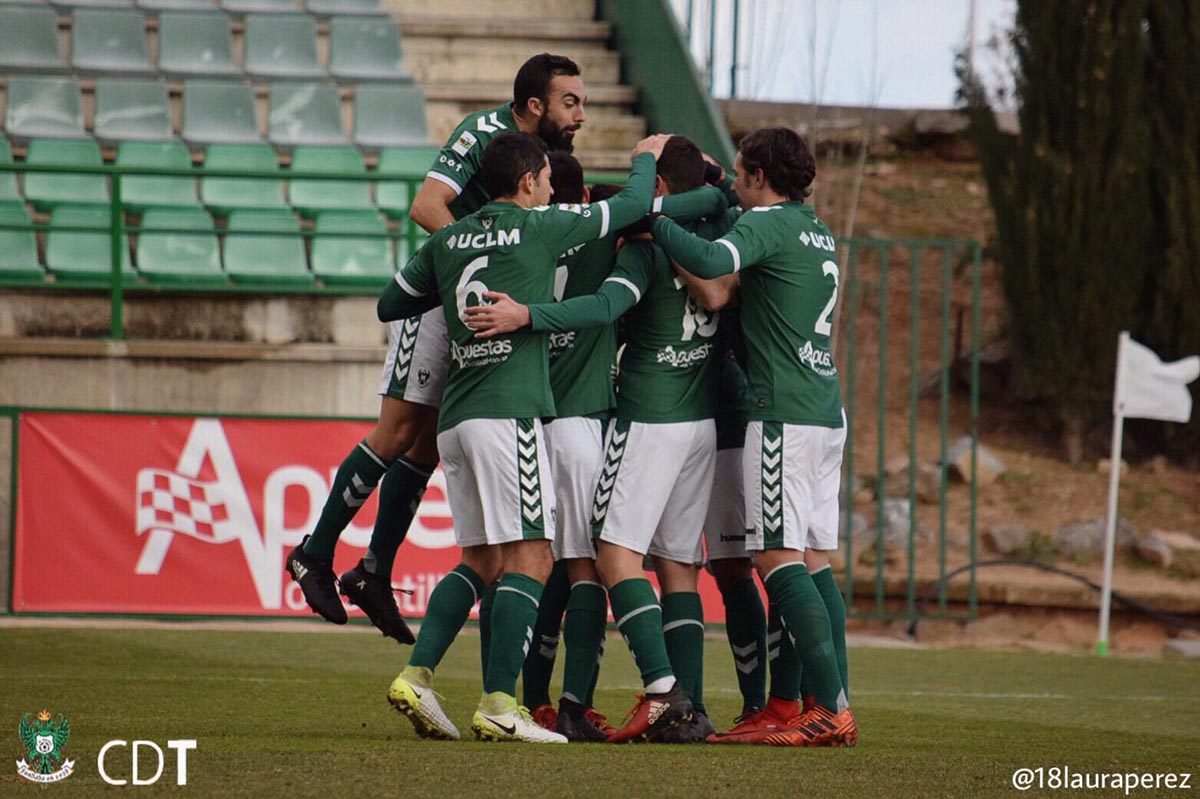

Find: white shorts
[704,447,750,561]
[744,417,845,552]
[592,418,715,565]
[544,416,607,561]
[436,417,556,548]
[377,307,448,408]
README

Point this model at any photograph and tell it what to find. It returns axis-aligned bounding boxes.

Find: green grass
[1,625,1198,797]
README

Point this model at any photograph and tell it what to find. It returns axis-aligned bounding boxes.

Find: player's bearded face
[537,76,586,153]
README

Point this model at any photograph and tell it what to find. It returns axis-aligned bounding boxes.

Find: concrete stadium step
[393,15,611,43]
[385,0,596,21]
[401,39,620,85]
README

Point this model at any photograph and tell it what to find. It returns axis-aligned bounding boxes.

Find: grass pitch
[1,623,1197,798]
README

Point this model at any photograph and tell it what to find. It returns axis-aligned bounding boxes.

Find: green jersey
[548,234,620,419]
[378,152,656,432]
[427,102,518,220]
[714,354,750,450]
[540,185,729,420]
[653,202,844,428]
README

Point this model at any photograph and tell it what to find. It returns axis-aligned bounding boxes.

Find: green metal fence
[839,237,983,621]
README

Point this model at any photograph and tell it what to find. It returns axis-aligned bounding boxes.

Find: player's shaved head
[482,133,550,199]
[656,135,706,195]
[548,152,585,204]
[737,127,816,201]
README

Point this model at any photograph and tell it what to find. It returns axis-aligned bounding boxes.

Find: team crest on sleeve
[451,130,478,157]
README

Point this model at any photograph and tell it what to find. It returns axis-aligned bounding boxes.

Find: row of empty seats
[4,76,428,149]
[1,7,410,82]
[1,139,437,216]
[0,0,386,18]
[0,203,425,286]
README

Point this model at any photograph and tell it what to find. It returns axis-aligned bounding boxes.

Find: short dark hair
[513,53,581,112]
[738,127,816,200]
[481,132,549,199]
[656,135,705,194]
[548,151,584,204]
[588,183,622,202]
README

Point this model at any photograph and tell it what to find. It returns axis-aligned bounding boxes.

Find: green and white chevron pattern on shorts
[761,421,784,549]
[392,316,422,385]
[590,419,630,536]
[517,419,545,538]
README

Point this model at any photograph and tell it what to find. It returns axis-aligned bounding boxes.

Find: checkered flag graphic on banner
[135,469,233,543]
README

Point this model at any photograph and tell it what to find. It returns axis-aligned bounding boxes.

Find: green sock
[561,581,607,705]
[811,566,850,702]
[410,564,486,671]
[483,574,544,696]
[478,582,498,684]
[362,456,432,576]
[767,602,800,701]
[609,578,673,688]
[304,440,389,559]
[662,591,706,713]
[584,637,605,708]
[720,578,768,711]
[521,560,570,708]
[764,563,845,712]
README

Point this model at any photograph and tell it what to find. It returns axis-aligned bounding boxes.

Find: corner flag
[1098,332,1199,656]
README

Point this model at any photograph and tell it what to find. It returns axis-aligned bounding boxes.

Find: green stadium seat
[117,141,198,211]
[330,18,411,83]
[71,9,156,76]
[4,76,88,141]
[158,12,239,79]
[268,82,347,147]
[137,206,224,283]
[137,0,215,11]
[223,209,310,284]
[23,139,109,211]
[375,146,438,220]
[306,0,386,18]
[288,146,372,217]
[0,203,44,281]
[244,14,324,80]
[395,225,429,268]
[200,143,287,215]
[94,79,174,144]
[45,205,136,281]
[0,6,69,74]
[219,0,298,15]
[0,141,20,204]
[353,85,428,150]
[311,211,393,286]
[48,0,130,9]
[182,80,262,145]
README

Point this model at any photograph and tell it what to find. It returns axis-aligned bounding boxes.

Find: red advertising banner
[13,412,735,621]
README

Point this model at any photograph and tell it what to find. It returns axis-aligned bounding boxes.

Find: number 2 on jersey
[814,259,840,336]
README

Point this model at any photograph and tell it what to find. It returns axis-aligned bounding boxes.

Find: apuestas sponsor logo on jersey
[446,229,520,251]
[450,338,513,367]
[797,340,837,376]
[799,231,836,252]
[549,331,576,353]
[656,342,713,368]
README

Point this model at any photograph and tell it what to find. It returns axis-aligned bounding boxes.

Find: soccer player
[285,54,588,647]
[649,126,857,747]
[516,154,728,742]
[465,135,729,743]
[381,131,664,743]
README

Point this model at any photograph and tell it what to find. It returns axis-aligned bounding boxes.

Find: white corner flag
[1098,332,1199,656]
